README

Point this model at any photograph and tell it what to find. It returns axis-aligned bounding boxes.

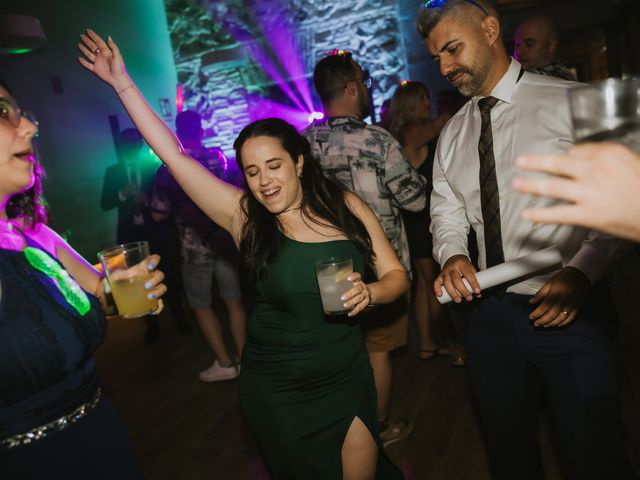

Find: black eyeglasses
[422,0,489,17]
[0,97,39,129]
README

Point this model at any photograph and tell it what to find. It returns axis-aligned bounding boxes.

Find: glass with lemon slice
[315,257,353,315]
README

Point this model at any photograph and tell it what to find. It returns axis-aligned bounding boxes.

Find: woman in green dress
[79,30,410,480]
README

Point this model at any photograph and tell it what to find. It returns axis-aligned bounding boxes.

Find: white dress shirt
[431,59,626,295]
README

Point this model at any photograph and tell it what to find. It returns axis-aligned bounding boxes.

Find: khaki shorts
[361,294,410,353]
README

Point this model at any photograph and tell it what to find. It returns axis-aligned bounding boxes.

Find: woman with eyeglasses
[0,79,166,478]
[79,30,408,479]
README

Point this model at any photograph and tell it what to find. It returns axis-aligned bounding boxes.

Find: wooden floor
[95,256,640,480]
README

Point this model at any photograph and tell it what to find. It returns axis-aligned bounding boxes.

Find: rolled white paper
[437,246,563,304]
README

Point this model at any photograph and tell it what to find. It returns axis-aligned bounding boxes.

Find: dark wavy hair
[233,118,374,276]
[0,79,48,229]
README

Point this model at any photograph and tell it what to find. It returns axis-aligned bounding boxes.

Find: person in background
[151,110,246,382]
[303,50,427,447]
[378,98,392,130]
[513,15,577,81]
[387,80,464,365]
[79,30,409,479]
[0,79,166,478]
[100,127,164,343]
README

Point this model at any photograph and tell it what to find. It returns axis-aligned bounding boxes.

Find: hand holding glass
[98,241,159,318]
[315,257,354,315]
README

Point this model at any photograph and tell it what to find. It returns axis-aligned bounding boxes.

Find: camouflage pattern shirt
[302,116,426,274]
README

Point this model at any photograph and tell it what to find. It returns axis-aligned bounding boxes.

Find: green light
[8,48,33,54]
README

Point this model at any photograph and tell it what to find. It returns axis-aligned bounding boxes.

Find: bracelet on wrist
[117,84,134,95]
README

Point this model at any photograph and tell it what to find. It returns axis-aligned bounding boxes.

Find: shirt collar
[485,57,522,105]
[325,116,366,127]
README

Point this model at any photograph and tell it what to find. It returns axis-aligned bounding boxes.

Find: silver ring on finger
[562,309,569,316]
[94,47,101,55]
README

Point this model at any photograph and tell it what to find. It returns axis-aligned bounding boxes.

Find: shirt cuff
[566,244,608,286]
[438,245,470,269]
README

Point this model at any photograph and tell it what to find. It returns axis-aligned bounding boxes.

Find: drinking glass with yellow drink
[98,241,159,318]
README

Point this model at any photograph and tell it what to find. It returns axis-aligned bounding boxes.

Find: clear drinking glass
[98,241,159,318]
[315,257,354,315]
[567,77,640,151]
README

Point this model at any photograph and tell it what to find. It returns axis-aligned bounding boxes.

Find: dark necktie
[478,96,505,269]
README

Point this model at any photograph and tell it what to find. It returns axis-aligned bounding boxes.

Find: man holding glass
[417,0,636,478]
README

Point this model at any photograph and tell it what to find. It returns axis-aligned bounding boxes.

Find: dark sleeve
[150,166,173,215]
[100,165,122,211]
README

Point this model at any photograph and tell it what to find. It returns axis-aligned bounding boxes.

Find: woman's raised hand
[78,30,130,91]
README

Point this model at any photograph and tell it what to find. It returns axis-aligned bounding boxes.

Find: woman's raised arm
[78,29,244,240]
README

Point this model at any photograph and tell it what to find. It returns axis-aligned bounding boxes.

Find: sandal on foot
[418,346,451,360]
[379,418,414,447]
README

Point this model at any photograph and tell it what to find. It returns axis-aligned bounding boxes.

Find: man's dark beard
[446,67,470,83]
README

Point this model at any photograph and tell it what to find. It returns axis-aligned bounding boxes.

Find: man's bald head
[514,15,560,70]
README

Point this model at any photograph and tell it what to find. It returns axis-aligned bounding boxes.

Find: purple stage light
[249,96,312,131]
[245,42,307,112]
[308,111,324,123]
[258,21,314,112]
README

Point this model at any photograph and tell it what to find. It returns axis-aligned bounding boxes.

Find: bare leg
[413,258,446,358]
[423,259,465,362]
[194,307,232,366]
[342,417,378,480]
[368,350,392,423]
[223,297,247,358]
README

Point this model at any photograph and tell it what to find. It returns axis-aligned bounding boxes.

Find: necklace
[23,247,91,316]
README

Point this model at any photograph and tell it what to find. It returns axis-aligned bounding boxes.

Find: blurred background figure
[151,110,246,382]
[388,80,464,366]
[378,98,392,130]
[100,127,166,343]
[100,128,155,245]
[514,15,577,81]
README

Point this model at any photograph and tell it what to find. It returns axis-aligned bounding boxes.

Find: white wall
[0,0,177,259]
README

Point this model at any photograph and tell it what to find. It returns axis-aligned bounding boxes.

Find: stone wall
[165,0,409,157]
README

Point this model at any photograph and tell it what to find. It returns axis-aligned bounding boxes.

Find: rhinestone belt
[1,388,102,450]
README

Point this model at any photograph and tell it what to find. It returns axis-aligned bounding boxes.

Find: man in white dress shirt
[417,1,636,478]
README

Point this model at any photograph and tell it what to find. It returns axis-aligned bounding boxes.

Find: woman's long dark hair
[233,118,374,276]
[1,79,48,229]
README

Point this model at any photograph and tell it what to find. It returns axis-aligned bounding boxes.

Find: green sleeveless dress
[239,236,403,479]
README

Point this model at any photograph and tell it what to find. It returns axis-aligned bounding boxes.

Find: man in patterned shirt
[303,51,426,447]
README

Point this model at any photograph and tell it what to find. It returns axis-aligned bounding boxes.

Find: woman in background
[388,81,464,365]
